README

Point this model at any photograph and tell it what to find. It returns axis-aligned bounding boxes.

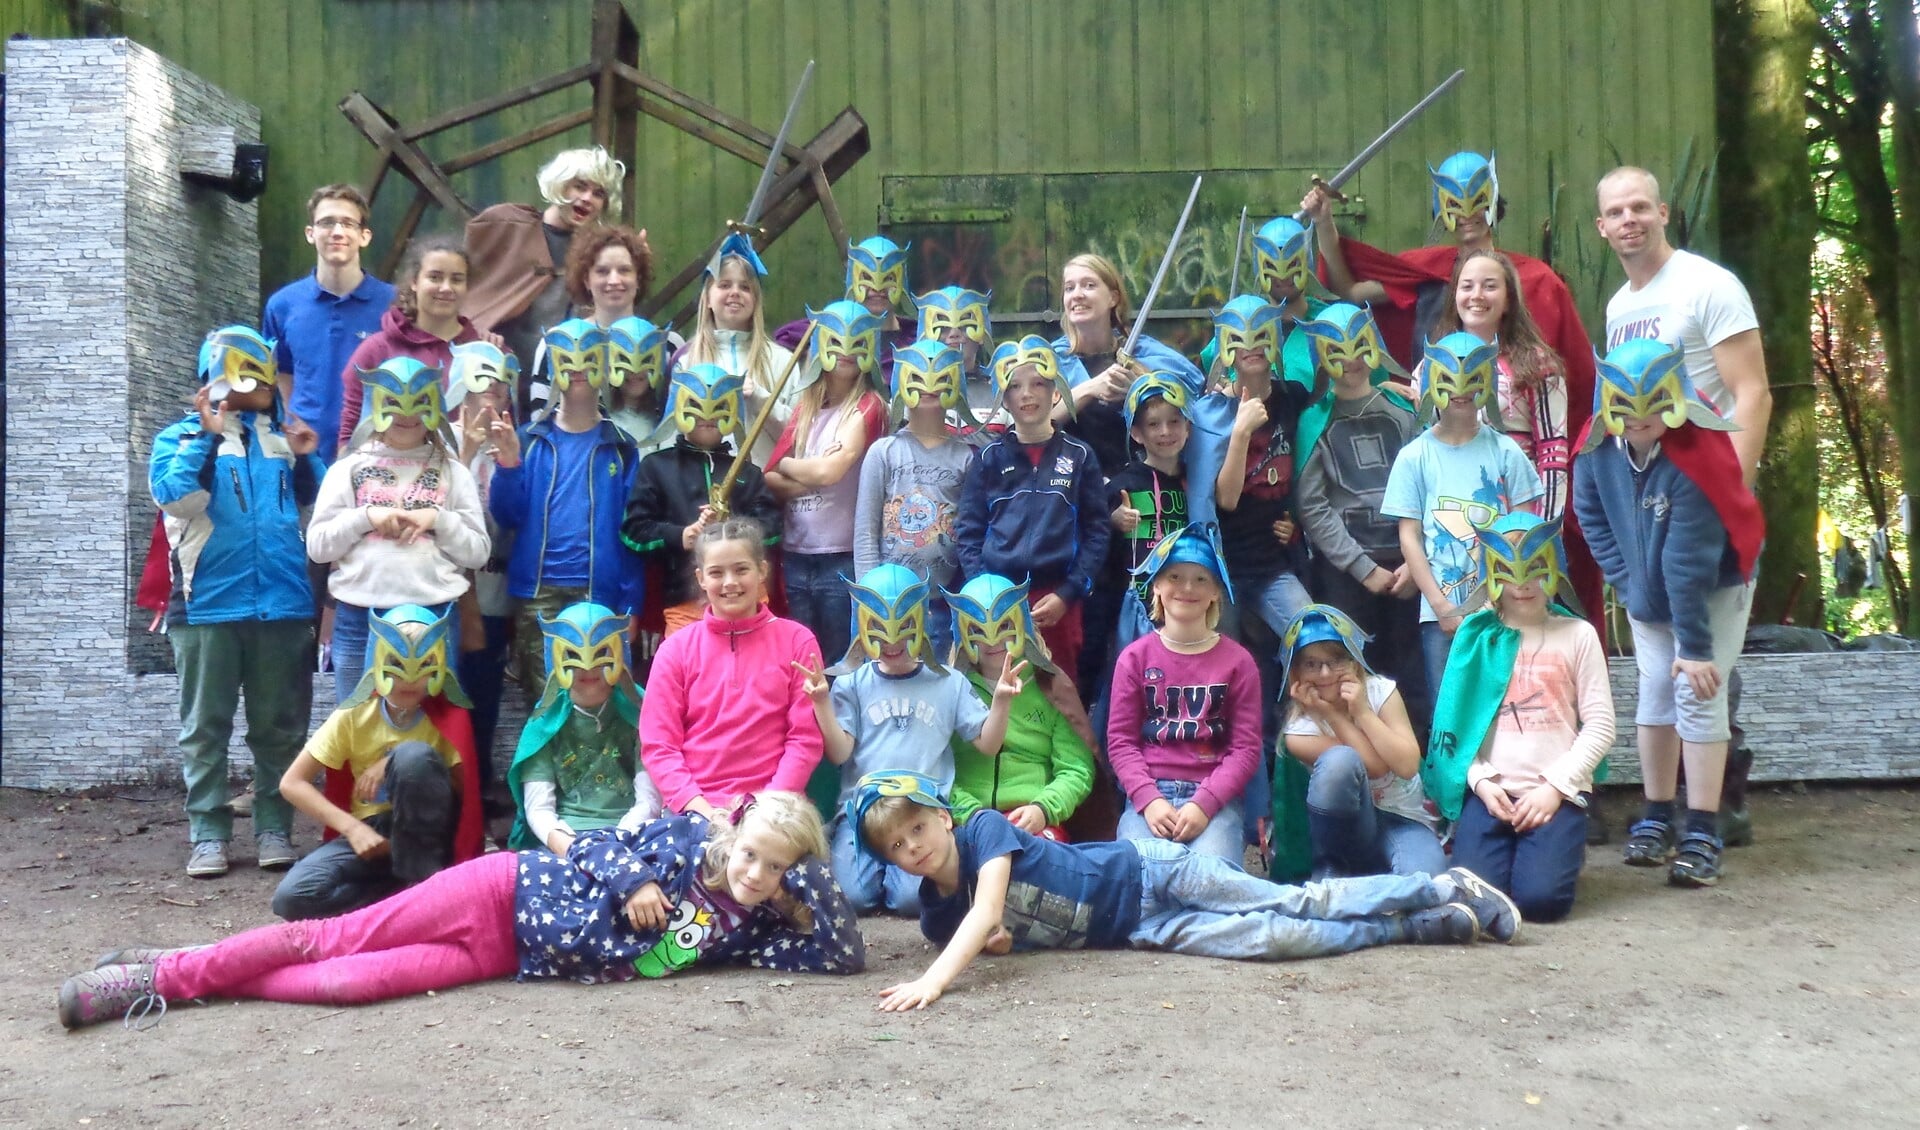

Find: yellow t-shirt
[307,699,462,821]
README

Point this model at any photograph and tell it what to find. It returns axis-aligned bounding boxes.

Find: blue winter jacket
[489,416,643,613]
[149,411,324,627]
[1572,437,1745,660]
[955,429,1110,602]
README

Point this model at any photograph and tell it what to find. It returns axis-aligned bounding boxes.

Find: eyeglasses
[1295,658,1348,675]
[310,217,365,232]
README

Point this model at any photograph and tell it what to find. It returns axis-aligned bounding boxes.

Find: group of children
[70,147,1764,1030]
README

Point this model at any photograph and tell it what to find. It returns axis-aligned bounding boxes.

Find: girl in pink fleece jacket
[640,517,826,818]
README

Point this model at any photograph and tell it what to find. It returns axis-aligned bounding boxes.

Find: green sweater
[949,674,1095,826]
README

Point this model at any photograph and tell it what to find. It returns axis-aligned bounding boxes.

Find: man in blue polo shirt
[262,184,395,463]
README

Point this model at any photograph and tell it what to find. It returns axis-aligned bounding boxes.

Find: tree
[1806,0,1920,633]
[1714,0,1823,627]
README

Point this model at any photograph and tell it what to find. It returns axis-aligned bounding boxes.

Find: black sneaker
[1445,867,1522,943]
[1668,831,1725,888]
[1622,819,1675,867]
[1404,903,1479,945]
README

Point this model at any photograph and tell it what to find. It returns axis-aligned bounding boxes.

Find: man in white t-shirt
[1594,166,1767,847]
[1595,166,1772,484]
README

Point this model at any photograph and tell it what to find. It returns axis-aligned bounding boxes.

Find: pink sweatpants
[155,851,519,1006]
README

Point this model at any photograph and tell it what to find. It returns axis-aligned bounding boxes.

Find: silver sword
[1291,68,1466,223]
[1226,205,1249,297]
[1121,173,1204,364]
[738,59,816,231]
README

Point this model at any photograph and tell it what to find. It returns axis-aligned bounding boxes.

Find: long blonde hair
[688,255,778,394]
[699,792,828,886]
[1062,252,1131,355]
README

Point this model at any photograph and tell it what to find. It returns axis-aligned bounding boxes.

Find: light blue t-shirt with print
[830,662,987,809]
[1380,423,1543,622]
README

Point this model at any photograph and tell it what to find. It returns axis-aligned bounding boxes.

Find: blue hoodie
[149,410,324,627]
[489,415,643,613]
[955,429,1110,602]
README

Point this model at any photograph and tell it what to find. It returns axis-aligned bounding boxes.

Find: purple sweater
[1106,633,1263,818]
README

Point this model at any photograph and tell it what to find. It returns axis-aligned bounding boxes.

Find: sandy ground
[1,784,1915,1129]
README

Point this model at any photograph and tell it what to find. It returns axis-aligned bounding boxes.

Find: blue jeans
[1420,621,1454,715]
[333,601,462,702]
[1450,791,1588,923]
[1117,778,1247,865]
[830,814,923,915]
[1248,570,1313,641]
[1128,836,1448,959]
[784,551,855,664]
[1304,745,1447,877]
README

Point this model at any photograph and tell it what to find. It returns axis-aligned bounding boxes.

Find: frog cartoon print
[632,899,715,979]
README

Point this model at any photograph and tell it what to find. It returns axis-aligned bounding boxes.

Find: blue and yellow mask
[705,229,767,279]
[1475,512,1568,604]
[914,286,993,351]
[1419,330,1499,419]
[890,339,966,417]
[198,326,279,405]
[1583,338,1734,453]
[1252,216,1314,295]
[845,235,910,308]
[989,334,1074,415]
[444,341,517,415]
[606,316,670,392]
[359,357,448,433]
[1133,522,1235,604]
[806,299,885,376]
[1213,294,1286,373]
[1280,603,1375,689]
[845,563,939,669]
[847,770,951,858]
[941,573,1056,674]
[543,318,610,392]
[1301,302,1395,385]
[661,363,745,438]
[1123,372,1193,430]
[367,603,462,701]
[540,601,630,690]
[1430,151,1498,233]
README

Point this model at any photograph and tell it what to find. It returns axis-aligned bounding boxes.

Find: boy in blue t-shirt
[799,567,1022,915]
[851,771,1519,1010]
[1381,333,1543,699]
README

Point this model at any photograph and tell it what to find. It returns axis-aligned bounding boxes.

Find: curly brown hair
[1433,248,1563,391]
[564,225,653,311]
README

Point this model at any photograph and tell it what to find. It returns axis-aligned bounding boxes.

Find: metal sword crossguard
[1291,68,1466,224]
[709,321,818,518]
[1120,173,1204,366]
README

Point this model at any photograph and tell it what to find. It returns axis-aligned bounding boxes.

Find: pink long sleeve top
[639,606,825,812]
[1105,632,1263,818]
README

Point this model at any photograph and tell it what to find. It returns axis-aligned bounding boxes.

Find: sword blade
[1125,174,1204,358]
[1292,68,1465,222]
[742,59,816,228]
[1227,205,1248,297]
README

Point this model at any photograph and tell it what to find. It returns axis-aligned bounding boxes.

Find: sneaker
[1621,819,1675,867]
[185,840,228,879]
[95,944,208,969]
[1668,831,1725,888]
[256,831,297,871]
[57,963,164,1030]
[1404,903,1479,945]
[1445,867,1523,943]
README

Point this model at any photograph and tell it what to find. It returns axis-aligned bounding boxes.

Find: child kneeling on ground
[59,794,862,1030]
[1424,515,1614,922]
[273,604,484,921]
[853,771,1519,1012]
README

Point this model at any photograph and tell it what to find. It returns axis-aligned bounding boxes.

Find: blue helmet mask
[845,235,911,309]
[1252,216,1314,296]
[199,326,279,406]
[1429,151,1498,233]
[1279,603,1375,691]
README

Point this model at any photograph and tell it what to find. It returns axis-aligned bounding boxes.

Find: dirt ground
[1,785,1914,1129]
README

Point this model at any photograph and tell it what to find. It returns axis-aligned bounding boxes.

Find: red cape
[321,695,485,862]
[136,514,171,616]
[1574,415,1765,579]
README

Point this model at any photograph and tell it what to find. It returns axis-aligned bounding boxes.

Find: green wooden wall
[3,0,1716,330]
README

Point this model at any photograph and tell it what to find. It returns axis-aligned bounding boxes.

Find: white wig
[537,146,627,218]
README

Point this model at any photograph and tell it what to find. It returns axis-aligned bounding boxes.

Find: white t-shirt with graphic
[1285,674,1435,829]
[1604,248,1758,417]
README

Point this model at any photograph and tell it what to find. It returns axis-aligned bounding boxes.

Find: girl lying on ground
[58,793,863,1030]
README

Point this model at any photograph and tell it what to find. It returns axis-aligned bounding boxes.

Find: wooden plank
[400,62,598,142]
[442,108,597,174]
[607,62,812,167]
[338,92,474,218]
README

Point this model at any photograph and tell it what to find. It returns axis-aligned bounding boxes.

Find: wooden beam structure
[339,0,868,307]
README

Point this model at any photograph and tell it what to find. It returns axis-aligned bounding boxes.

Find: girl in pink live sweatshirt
[640,517,826,817]
[1106,525,1263,864]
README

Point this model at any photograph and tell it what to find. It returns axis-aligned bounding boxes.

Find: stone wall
[2,38,268,788]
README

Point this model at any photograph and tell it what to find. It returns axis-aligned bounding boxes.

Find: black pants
[272,742,455,921]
